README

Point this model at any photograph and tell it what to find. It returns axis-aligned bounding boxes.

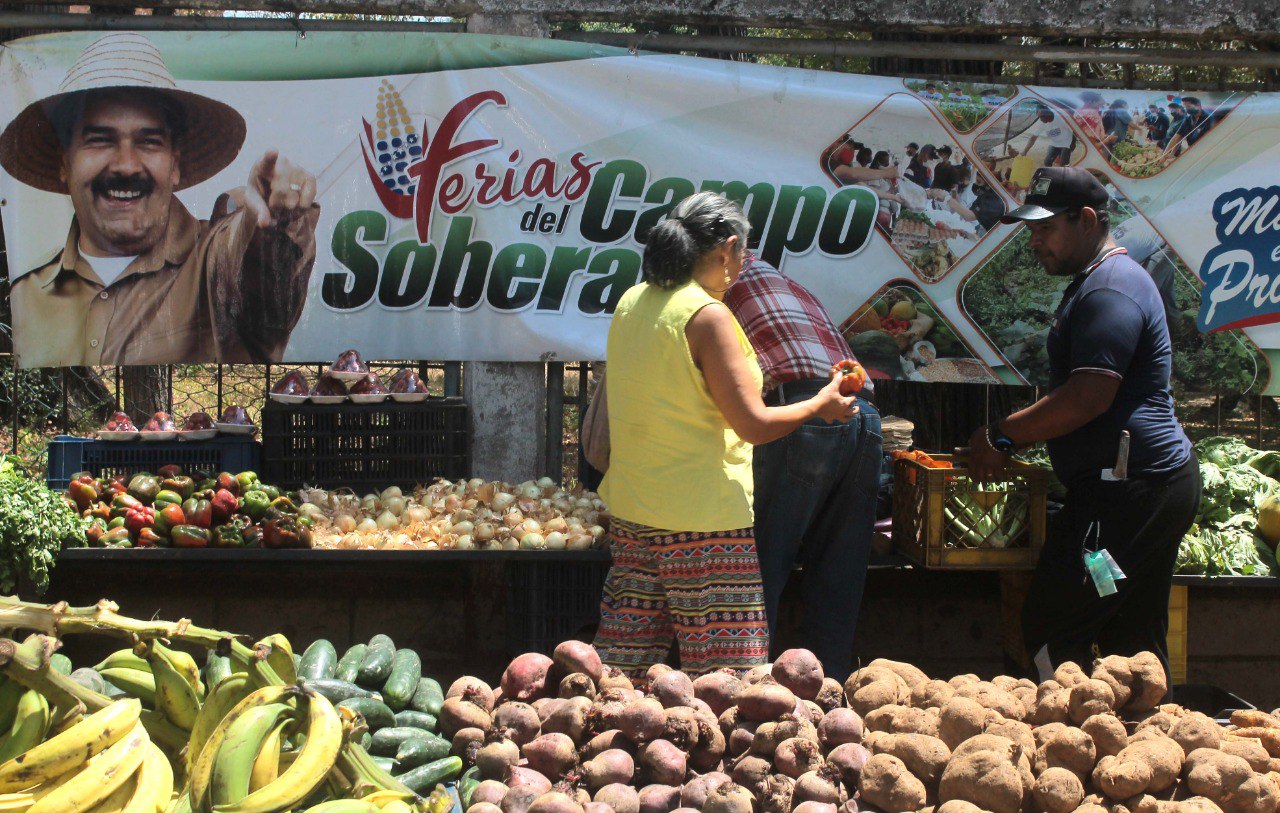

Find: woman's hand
[811,373,859,424]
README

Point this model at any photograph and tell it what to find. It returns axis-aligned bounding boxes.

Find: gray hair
[642,192,750,289]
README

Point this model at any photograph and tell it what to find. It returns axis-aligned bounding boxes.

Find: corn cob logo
[360,79,424,218]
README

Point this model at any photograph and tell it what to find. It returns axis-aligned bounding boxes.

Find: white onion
[566,533,594,550]
[517,482,542,500]
[385,496,408,517]
[376,510,399,530]
[334,514,357,534]
[456,534,477,551]
[543,516,568,534]
[474,523,496,542]
[361,495,379,513]
[491,492,516,512]
[520,518,542,535]
[298,502,323,518]
[443,494,462,512]
[404,506,429,526]
[575,497,593,510]
[503,511,525,529]
[501,536,520,551]
[520,532,546,550]
[589,525,606,539]
[451,509,475,524]
[381,486,403,501]
[356,518,378,533]
[451,520,475,537]
[544,531,567,550]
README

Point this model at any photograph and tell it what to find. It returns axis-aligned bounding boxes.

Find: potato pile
[455,646,1280,813]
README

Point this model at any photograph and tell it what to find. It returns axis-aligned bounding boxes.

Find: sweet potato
[738,683,800,723]
[819,708,865,749]
[865,705,939,738]
[846,667,911,717]
[583,749,636,791]
[859,753,929,813]
[912,680,957,711]
[1184,747,1280,813]
[637,785,681,813]
[938,697,989,751]
[1034,767,1085,813]
[869,733,951,792]
[1036,726,1096,779]
[694,672,742,718]
[1068,680,1116,725]
[1229,711,1280,730]
[938,750,1024,813]
[653,672,696,710]
[776,737,826,778]
[1081,714,1128,759]
[1169,713,1222,754]
[595,784,640,813]
[773,650,826,701]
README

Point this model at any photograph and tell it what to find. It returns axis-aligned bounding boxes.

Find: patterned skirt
[592,517,769,679]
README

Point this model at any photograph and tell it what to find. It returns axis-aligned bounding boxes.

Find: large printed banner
[2,31,1280,394]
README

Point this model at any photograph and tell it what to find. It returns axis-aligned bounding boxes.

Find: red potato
[504,653,556,702]
[772,650,825,701]
[694,672,743,718]
[523,732,580,780]
[553,640,604,684]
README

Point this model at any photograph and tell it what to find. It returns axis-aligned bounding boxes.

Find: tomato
[834,359,867,396]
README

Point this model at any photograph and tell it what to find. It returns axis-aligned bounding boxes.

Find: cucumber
[394,733,451,769]
[395,756,463,794]
[205,651,233,689]
[69,667,107,694]
[393,710,437,732]
[299,640,338,682]
[409,678,444,716]
[303,678,382,705]
[459,773,481,809]
[369,726,433,758]
[335,644,367,683]
[359,731,372,750]
[381,649,422,711]
[357,634,396,688]
[49,654,72,676]
[371,756,399,775]
[337,697,395,732]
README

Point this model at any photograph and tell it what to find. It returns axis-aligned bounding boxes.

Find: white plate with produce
[349,393,389,404]
[140,431,178,442]
[390,392,430,403]
[215,422,258,436]
[326,369,369,383]
[269,393,309,404]
[179,429,218,441]
[97,430,139,442]
[309,395,347,404]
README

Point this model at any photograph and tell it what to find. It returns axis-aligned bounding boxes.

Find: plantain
[0,698,140,793]
[27,721,149,813]
[187,674,253,777]
[145,644,201,731]
[186,685,298,813]
[0,690,51,765]
[94,651,151,675]
[121,742,175,813]
[99,669,157,707]
[208,703,295,808]
[247,716,292,793]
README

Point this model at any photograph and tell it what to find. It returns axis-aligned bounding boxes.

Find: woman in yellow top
[595,192,856,678]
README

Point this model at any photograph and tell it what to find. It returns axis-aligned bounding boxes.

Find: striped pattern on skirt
[593,517,770,678]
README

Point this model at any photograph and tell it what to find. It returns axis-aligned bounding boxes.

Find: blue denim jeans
[753,392,882,682]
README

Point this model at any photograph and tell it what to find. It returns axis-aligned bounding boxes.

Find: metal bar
[444,362,462,398]
[1215,393,1222,435]
[114,367,121,411]
[545,362,564,482]
[61,369,69,436]
[554,31,1280,70]
[9,361,17,455]
[216,364,224,417]
[1258,393,1264,449]
[166,365,174,414]
[0,12,465,33]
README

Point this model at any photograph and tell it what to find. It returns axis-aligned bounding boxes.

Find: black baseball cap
[1001,166,1110,223]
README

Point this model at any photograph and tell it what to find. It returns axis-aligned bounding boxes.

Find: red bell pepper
[833,359,867,396]
[170,525,211,548]
[153,504,186,537]
[211,489,240,525]
[136,528,165,548]
[100,527,133,548]
[216,472,242,497]
[157,464,183,479]
[160,476,195,501]
[110,493,143,519]
[124,505,155,536]
[182,496,213,529]
[68,476,99,512]
[85,518,108,547]
[262,515,311,549]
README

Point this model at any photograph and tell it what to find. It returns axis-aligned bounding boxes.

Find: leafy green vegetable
[0,457,86,592]
[1177,437,1280,577]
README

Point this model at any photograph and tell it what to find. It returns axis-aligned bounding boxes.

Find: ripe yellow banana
[377,801,416,813]
[0,691,51,765]
[208,703,295,808]
[87,770,138,813]
[253,636,296,686]
[186,674,252,777]
[361,790,420,810]
[98,670,157,707]
[28,721,149,813]
[186,685,297,813]
[145,646,200,732]
[211,691,341,813]
[154,645,203,699]
[121,743,174,813]
[302,801,379,813]
[246,717,292,793]
[0,791,34,812]
[0,698,141,793]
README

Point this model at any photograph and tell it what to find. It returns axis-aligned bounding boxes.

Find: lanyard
[1081,246,1128,277]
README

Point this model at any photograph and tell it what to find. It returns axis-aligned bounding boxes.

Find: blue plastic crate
[46,435,261,491]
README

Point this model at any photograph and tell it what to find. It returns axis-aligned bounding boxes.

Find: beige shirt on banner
[9,193,319,367]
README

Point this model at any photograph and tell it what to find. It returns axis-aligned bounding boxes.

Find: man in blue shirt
[964,167,1198,686]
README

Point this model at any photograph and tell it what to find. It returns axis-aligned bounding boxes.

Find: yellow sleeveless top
[600,281,762,532]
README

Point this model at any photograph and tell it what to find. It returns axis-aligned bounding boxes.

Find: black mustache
[91,175,154,196]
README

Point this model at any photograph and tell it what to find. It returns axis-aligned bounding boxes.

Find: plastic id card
[1082,522,1127,597]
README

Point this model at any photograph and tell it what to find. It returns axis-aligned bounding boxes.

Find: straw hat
[0,33,246,194]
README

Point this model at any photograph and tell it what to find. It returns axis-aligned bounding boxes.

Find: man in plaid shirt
[725,253,883,681]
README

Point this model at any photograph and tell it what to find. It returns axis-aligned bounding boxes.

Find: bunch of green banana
[187,684,343,813]
[0,697,172,813]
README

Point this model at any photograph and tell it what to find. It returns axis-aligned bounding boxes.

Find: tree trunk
[122,367,169,424]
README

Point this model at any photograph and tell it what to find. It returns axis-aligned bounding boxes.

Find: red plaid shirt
[725,254,861,392]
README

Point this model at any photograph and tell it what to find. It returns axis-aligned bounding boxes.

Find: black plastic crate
[261,399,470,491]
[1171,684,1256,723]
[46,436,261,491]
[505,560,611,656]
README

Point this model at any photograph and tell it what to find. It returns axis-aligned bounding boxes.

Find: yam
[865,705,940,738]
[1034,767,1086,813]
[860,754,929,813]
[1123,654,1167,714]
[1184,748,1280,813]
[1081,715,1128,759]
[936,802,985,813]
[955,683,1026,722]
[1053,664,1089,690]
[1218,738,1270,773]
[1230,728,1280,759]
[1169,714,1223,754]
[870,733,951,791]
[868,659,930,691]
[912,680,958,711]
[1037,726,1097,779]
[847,668,911,717]
[1068,681,1116,725]
[939,698,989,751]
[1029,683,1071,727]
[1090,657,1135,710]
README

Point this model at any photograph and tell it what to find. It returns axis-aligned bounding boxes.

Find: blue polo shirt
[1045,249,1192,485]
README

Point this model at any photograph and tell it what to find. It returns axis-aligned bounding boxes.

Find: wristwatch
[986,420,1017,454]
